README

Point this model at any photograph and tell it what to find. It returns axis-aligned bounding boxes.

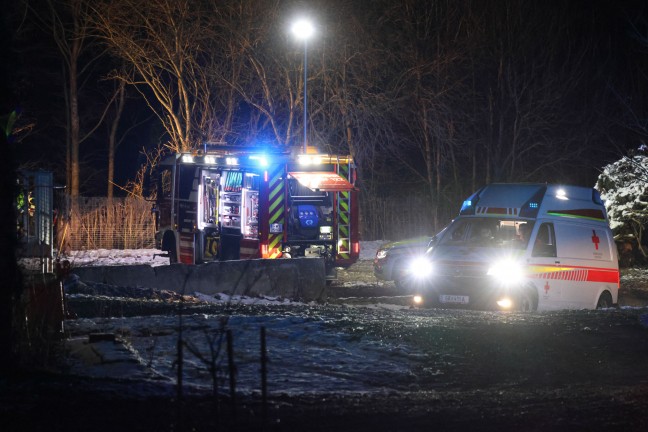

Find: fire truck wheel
[596,291,613,309]
[169,247,178,264]
[162,232,178,264]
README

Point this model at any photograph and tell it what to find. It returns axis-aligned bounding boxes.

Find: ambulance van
[408,184,619,311]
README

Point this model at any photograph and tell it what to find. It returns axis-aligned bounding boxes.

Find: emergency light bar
[556,189,568,200]
[297,154,354,165]
[249,155,269,167]
[519,186,547,218]
[459,191,480,215]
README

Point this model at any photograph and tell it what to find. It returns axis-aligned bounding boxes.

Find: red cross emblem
[544,281,550,294]
[591,230,600,250]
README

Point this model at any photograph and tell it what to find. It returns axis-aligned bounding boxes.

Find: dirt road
[3,260,648,432]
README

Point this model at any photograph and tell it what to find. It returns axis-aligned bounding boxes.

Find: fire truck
[152,145,360,279]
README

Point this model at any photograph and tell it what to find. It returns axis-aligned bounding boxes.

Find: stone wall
[71,258,327,302]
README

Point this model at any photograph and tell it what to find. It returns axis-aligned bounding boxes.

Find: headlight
[375,249,388,259]
[487,259,524,285]
[496,297,513,309]
[409,256,433,279]
[319,226,333,240]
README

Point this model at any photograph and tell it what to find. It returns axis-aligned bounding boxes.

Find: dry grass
[59,197,156,252]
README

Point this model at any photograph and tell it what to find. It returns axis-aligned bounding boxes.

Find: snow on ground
[51,241,648,399]
[66,305,423,397]
[61,240,384,267]
[62,248,172,267]
[60,240,401,396]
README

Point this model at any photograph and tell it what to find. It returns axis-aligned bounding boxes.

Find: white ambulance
[409,184,619,311]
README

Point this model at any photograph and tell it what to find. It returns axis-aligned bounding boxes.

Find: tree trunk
[69,33,81,197]
[108,80,126,200]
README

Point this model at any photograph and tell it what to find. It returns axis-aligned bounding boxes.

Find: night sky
[3,1,648,206]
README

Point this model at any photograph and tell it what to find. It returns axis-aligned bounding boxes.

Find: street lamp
[291,18,314,153]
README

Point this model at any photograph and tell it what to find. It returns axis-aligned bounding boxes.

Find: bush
[596,149,648,267]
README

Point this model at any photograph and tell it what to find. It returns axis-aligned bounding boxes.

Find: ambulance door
[527,222,564,310]
[552,222,615,308]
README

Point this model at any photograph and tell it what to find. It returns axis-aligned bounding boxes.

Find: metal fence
[58,196,156,251]
[360,192,436,241]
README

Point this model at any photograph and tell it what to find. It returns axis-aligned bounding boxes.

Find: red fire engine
[152,145,359,278]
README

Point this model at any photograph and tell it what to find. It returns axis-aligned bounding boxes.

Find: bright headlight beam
[409,256,433,279]
[487,259,524,285]
[496,297,513,309]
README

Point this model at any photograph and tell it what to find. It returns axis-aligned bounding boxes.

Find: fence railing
[57,193,436,252]
[58,196,156,252]
[360,193,436,241]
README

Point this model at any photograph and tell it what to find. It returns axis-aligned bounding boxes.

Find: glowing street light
[291,18,314,153]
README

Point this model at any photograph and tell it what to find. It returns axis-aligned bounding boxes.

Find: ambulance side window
[532,223,556,257]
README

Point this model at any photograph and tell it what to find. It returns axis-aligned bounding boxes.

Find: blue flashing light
[519,186,546,218]
[250,155,269,167]
[459,191,480,215]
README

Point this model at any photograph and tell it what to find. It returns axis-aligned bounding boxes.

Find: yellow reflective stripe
[527,265,573,275]
[269,236,282,250]
[269,206,283,223]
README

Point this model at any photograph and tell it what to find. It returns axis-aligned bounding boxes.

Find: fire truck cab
[152,145,359,278]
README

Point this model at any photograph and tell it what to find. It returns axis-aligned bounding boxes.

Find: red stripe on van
[528,264,619,286]
[586,268,620,284]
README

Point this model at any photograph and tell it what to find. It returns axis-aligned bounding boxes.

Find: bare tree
[28,0,106,197]
[467,1,595,183]
[376,0,469,230]
[91,0,219,151]
[92,0,301,151]
[107,78,125,199]
[210,0,308,147]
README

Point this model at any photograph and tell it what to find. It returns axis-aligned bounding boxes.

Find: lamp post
[291,18,314,153]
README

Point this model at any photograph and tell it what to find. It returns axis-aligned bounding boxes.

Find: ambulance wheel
[596,291,613,309]
[394,277,411,292]
[518,288,538,312]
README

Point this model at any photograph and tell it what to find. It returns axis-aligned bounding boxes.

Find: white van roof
[459,183,608,224]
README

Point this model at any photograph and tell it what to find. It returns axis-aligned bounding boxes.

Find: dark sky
[4,0,648,196]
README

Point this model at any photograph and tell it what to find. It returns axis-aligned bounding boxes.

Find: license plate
[439,294,470,304]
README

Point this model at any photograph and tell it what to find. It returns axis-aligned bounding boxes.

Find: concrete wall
[70,258,328,302]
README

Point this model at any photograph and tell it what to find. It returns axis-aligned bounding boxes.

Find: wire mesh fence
[57,196,156,252]
[55,193,435,252]
[360,192,436,241]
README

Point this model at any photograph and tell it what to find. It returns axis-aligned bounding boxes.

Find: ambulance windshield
[438,218,534,249]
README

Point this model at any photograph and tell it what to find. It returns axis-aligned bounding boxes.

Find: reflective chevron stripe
[336,164,351,260]
[266,165,284,258]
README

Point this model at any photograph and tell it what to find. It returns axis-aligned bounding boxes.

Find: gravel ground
[2,260,648,432]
